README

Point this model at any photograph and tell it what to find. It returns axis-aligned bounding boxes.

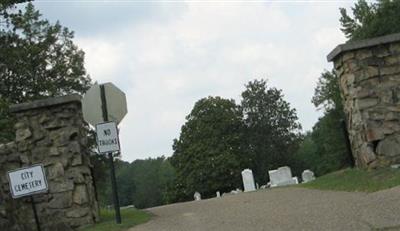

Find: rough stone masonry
[328,33,400,168]
[0,95,99,231]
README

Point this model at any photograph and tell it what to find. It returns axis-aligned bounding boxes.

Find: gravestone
[268,166,298,187]
[216,191,221,198]
[194,192,201,201]
[302,170,316,183]
[230,189,242,194]
[241,169,256,192]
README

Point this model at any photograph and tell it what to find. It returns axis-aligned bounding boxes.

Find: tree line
[1,0,400,209]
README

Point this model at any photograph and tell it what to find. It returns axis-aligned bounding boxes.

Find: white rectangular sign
[8,165,48,198]
[96,121,120,154]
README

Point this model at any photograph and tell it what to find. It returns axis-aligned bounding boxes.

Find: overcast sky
[32,0,355,162]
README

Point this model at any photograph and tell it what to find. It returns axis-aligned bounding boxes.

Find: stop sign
[82,83,127,126]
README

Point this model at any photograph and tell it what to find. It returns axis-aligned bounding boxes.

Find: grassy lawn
[79,208,151,231]
[301,167,400,192]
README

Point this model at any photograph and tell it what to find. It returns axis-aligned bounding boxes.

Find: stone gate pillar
[0,95,99,231]
[328,33,400,168]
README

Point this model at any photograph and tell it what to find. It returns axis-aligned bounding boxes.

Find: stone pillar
[0,95,99,231]
[328,33,400,168]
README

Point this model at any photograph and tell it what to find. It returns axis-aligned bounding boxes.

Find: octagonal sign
[82,83,127,126]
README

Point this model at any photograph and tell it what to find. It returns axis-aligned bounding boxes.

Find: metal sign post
[100,84,122,224]
[31,196,41,231]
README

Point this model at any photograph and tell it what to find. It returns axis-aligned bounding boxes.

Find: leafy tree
[340,0,400,41]
[115,160,134,206]
[170,96,245,201]
[0,0,28,9]
[96,157,176,209]
[300,70,352,176]
[1,3,90,103]
[0,3,91,142]
[241,79,301,183]
[0,98,14,142]
[129,157,175,208]
[291,132,318,176]
[310,110,351,175]
[90,153,112,206]
[312,71,343,112]
[0,0,28,143]
[0,0,28,16]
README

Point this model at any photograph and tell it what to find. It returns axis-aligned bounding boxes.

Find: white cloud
[314,27,345,49]
[56,1,356,161]
[76,39,125,83]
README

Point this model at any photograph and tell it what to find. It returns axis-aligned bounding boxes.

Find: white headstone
[216,191,221,198]
[241,169,256,192]
[268,166,298,187]
[391,164,400,169]
[302,170,316,183]
[194,192,201,201]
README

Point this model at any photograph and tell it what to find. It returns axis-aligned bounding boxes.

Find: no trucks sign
[96,121,120,154]
[8,165,48,199]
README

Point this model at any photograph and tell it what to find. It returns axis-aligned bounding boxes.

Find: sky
[31,0,356,162]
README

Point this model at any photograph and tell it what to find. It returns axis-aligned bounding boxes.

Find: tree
[0,0,28,16]
[115,160,134,206]
[241,79,301,183]
[310,111,351,175]
[312,71,343,112]
[95,157,176,209]
[0,0,28,143]
[340,0,400,41]
[291,132,318,176]
[0,98,14,142]
[301,70,352,176]
[1,3,90,103]
[0,0,28,9]
[0,3,91,142]
[90,153,111,206]
[170,96,245,201]
[129,157,175,208]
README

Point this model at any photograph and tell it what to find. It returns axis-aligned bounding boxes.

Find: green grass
[301,168,400,192]
[79,208,151,231]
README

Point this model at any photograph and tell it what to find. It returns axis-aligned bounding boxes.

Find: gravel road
[129,186,400,231]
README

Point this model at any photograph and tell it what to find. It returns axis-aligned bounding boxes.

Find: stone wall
[328,33,400,168]
[0,95,99,231]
